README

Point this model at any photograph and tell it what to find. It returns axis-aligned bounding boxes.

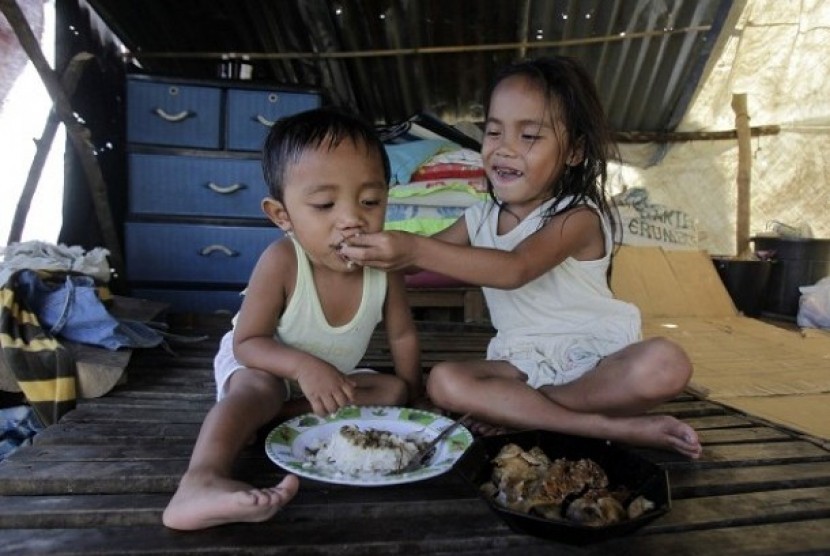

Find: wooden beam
[614,125,780,143]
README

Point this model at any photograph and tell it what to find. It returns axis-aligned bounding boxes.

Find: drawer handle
[207,182,246,194]
[256,114,276,127]
[199,244,239,257]
[154,107,192,122]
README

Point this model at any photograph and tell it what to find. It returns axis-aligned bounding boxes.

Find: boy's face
[265,138,388,272]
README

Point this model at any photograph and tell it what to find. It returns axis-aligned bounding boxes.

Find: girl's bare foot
[162,472,299,531]
[461,415,509,437]
[621,414,702,459]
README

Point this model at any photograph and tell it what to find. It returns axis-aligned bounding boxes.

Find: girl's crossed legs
[426,337,702,459]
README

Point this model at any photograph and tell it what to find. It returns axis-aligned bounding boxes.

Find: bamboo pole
[732,93,752,257]
[614,124,779,143]
[126,25,712,61]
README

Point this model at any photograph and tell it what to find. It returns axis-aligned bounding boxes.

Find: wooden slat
[59,406,211,424]
[33,422,203,445]
[681,414,757,430]
[655,485,830,530]
[697,426,792,444]
[670,461,830,496]
[600,518,830,555]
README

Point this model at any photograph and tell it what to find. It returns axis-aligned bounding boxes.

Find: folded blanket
[0,270,76,426]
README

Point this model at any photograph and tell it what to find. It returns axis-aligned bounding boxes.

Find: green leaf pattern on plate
[331,406,362,420]
[271,425,299,446]
[447,432,468,452]
[398,408,438,425]
[298,415,321,427]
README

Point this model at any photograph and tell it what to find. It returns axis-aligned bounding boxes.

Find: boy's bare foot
[162,472,299,531]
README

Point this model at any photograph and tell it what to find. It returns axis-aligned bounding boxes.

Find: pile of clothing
[0,241,165,437]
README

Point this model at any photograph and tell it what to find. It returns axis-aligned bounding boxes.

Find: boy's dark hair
[485,56,618,240]
[261,107,391,201]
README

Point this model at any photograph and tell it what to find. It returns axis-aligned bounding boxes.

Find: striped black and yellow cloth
[0,270,76,427]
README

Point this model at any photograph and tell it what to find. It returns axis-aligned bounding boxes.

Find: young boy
[163,108,422,530]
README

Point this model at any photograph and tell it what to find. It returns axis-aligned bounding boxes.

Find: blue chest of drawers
[124,75,322,314]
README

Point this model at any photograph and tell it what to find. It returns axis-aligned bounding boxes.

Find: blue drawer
[130,288,243,315]
[129,153,268,218]
[125,222,280,284]
[127,80,222,148]
[226,88,321,151]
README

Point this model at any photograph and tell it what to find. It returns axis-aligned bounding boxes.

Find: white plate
[265,405,473,486]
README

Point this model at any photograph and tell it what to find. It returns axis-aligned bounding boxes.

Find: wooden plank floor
[1,317,830,555]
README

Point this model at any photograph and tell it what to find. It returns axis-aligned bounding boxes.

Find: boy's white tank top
[275,238,387,372]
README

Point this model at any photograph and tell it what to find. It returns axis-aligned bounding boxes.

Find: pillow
[384,140,453,185]
[411,162,485,181]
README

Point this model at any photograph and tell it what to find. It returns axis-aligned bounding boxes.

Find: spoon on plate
[390,412,471,475]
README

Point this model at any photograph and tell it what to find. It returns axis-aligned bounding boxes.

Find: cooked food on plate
[480,443,655,526]
[306,425,426,475]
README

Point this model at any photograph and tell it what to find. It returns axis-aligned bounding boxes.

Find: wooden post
[731,93,752,257]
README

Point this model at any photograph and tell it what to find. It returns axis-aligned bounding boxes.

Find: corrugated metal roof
[83,0,733,131]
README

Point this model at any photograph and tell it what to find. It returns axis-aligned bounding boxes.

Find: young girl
[341,57,702,459]
[163,108,422,531]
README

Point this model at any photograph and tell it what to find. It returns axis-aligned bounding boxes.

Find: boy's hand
[297,362,357,416]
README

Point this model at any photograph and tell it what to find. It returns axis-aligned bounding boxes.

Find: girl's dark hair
[261,107,391,201]
[485,56,619,242]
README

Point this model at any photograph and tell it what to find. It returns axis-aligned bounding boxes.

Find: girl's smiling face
[482,74,577,220]
[265,137,388,272]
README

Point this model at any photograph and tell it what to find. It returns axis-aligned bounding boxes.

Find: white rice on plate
[308,424,426,475]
